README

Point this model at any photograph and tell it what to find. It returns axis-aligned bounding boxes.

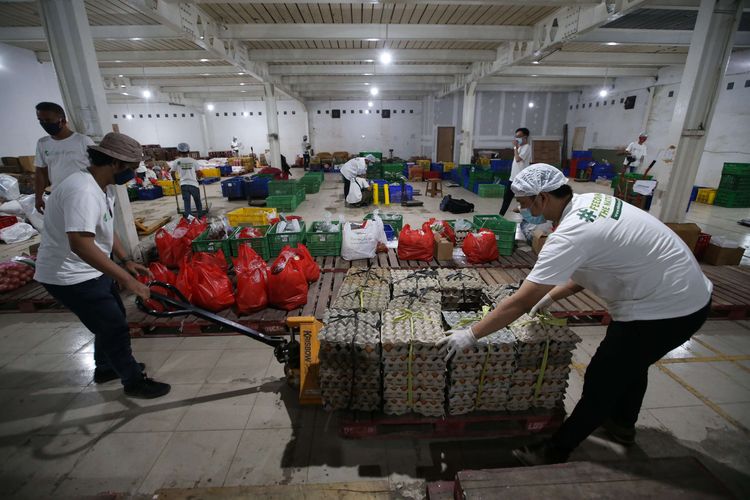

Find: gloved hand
[437,326,478,362]
[530,293,554,316]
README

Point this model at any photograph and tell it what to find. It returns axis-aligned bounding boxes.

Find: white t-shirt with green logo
[170,157,199,188]
[35,171,115,286]
[526,193,712,321]
[34,132,94,186]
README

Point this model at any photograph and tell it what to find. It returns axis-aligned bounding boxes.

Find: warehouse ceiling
[0,0,749,105]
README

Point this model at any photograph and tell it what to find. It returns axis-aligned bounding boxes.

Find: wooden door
[572,127,586,151]
[436,127,454,162]
[532,140,561,165]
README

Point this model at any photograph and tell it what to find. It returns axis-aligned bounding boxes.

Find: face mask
[41,121,63,136]
[521,208,547,225]
[114,168,135,185]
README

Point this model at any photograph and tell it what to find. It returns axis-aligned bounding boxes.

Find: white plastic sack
[18,195,44,232]
[0,174,20,202]
[346,178,363,204]
[0,200,24,216]
[0,222,38,244]
[341,220,384,261]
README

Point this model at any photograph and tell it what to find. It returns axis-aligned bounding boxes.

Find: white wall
[308,100,422,159]
[109,102,208,154]
[0,42,65,157]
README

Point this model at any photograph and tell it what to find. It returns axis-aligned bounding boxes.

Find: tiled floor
[0,313,749,498]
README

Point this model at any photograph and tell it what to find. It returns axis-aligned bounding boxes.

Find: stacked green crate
[366,163,383,180]
[268,179,299,196]
[265,194,300,212]
[477,184,505,198]
[359,151,383,159]
[468,168,494,192]
[191,229,232,261]
[305,221,342,256]
[268,221,307,257]
[473,214,517,256]
[364,212,403,236]
[229,225,270,261]
[295,185,306,202]
[715,163,750,208]
[382,163,405,182]
[298,176,322,194]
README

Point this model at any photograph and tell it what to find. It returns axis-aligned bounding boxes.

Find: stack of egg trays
[481,282,522,307]
[390,269,442,310]
[381,307,446,417]
[446,321,516,415]
[437,268,484,311]
[507,314,581,411]
[343,267,391,286]
[318,309,382,411]
[331,282,391,312]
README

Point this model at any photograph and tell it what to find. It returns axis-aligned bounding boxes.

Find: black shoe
[124,378,171,399]
[93,363,146,384]
[602,418,636,446]
[512,441,570,466]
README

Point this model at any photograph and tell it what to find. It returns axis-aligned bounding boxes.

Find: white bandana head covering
[511,163,568,197]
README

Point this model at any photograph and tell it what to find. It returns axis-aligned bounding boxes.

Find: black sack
[440,195,474,214]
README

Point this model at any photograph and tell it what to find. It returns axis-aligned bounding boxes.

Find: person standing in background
[301,135,312,171]
[170,143,202,219]
[34,102,94,214]
[231,136,241,157]
[499,127,532,216]
[620,133,648,173]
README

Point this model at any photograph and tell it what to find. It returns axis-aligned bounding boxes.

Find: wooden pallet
[340,408,564,440]
[701,264,750,320]
[0,281,62,313]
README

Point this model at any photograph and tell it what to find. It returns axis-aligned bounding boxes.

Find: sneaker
[602,418,636,446]
[512,441,570,466]
[124,378,171,399]
[93,363,146,384]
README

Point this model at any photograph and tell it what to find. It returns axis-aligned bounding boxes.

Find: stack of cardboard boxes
[0,156,36,194]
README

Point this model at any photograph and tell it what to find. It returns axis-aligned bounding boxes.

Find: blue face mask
[521,208,546,224]
[114,168,135,185]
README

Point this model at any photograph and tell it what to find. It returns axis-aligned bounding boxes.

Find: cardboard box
[532,229,549,255]
[434,233,454,261]
[665,223,702,252]
[703,243,745,266]
[17,156,36,173]
[1,157,19,167]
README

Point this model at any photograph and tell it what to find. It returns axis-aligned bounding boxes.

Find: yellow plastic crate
[417,159,431,171]
[226,207,278,227]
[696,188,716,205]
[443,161,455,172]
[201,167,221,178]
[479,158,490,167]
[157,180,181,196]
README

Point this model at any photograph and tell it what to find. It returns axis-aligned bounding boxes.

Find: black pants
[499,181,515,216]
[343,176,351,200]
[44,276,144,386]
[303,154,310,171]
[550,301,711,452]
[182,185,202,219]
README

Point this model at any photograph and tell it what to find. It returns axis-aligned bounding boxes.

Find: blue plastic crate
[221,177,245,199]
[137,186,163,200]
[219,165,232,176]
[430,162,444,173]
[383,224,395,241]
[490,159,512,172]
[572,150,593,159]
[388,184,413,203]
[245,176,271,198]
[200,177,220,185]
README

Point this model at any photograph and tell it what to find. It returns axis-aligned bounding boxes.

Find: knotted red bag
[397,224,435,261]
[462,230,499,264]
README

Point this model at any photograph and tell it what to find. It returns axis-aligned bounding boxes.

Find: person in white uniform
[170,143,202,218]
[439,164,712,465]
[621,132,648,173]
[340,154,376,202]
[34,102,94,213]
[35,132,171,399]
[500,127,533,216]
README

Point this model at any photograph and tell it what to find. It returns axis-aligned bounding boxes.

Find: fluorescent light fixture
[120,84,126,88]
[118,74,124,77]
[599,89,609,97]
[370,87,379,96]
[532,61,540,65]
[240,82,246,86]
[380,51,392,64]
[206,103,215,111]
[606,42,619,46]
[364,82,370,86]
[368,101,373,107]
[528,102,535,108]
[364,59,374,62]
[242,111,248,117]
[241,90,247,93]
[126,114,133,119]
[363,73,373,76]
[114,60,122,63]
[237,72,244,75]
[142,89,152,98]
[130,37,141,41]
[201,73,210,76]
[200,58,209,62]
[530,74,538,77]
[121,92,129,96]
[366,38,379,42]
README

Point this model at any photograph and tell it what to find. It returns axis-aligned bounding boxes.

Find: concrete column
[38,0,110,141]
[264,83,282,169]
[458,82,477,164]
[655,0,743,222]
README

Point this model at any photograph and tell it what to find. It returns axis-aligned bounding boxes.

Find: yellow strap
[534,337,551,401]
[393,308,431,411]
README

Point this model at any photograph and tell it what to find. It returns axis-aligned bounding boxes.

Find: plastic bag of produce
[235,245,268,313]
[0,174,20,202]
[462,230,499,264]
[397,224,434,261]
[268,248,308,310]
[0,258,35,293]
[191,260,234,312]
[0,222,38,244]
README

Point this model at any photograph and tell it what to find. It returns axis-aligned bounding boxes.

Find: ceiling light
[130,37,141,41]
[364,59,374,63]
[240,82,246,86]
[200,35,205,40]
[201,73,210,76]
[114,60,122,63]
[126,114,133,119]
[528,102,535,108]
[200,58,209,62]
[242,111,248,117]
[206,103,215,111]
[368,101,373,107]
[121,92,129,96]
[370,87,379,96]
[120,84,126,88]
[366,38,379,42]
[118,74,124,77]
[142,89,152,98]
[363,73,373,76]
[364,82,370,86]
[237,72,244,75]
[532,61,540,65]
[530,74,538,77]
[606,42,619,46]
[379,51,392,64]
[599,89,609,97]
[241,90,247,93]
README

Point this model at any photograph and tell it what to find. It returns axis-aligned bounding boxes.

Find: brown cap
[88,132,142,163]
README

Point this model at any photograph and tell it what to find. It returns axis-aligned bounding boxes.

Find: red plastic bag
[268,251,308,311]
[135,262,177,312]
[294,243,320,282]
[193,250,228,272]
[154,218,207,267]
[235,245,269,314]
[397,224,435,261]
[424,219,456,245]
[192,262,235,312]
[175,255,195,302]
[462,230,499,264]
[238,227,263,239]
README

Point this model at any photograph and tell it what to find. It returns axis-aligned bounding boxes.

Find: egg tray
[343,267,392,286]
[437,269,484,311]
[331,283,391,312]
[482,283,522,306]
[509,314,582,345]
[389,289,442,310]
[390,269,441,293]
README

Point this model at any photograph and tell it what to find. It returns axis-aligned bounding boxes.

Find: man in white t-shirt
[170,142,202,218]
[620,132,648,173]
[439,164,712,465]
[340,155,375,205]
[35,132,171,399]
[34,102,94,213]
[500,127,532,216]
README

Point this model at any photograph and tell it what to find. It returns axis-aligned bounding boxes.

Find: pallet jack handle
[136,281,299,365]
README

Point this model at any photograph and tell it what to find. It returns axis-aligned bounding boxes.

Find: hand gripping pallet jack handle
[136,281,299,366]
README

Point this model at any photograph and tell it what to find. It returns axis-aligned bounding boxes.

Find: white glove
[530,293,554,316]
[437,327,478,362]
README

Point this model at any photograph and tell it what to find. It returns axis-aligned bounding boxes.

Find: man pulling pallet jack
[439,163,712,465]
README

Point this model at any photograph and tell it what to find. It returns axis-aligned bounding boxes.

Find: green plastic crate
[299,180,321,194]
[722,163,750,176]
[359,151,383,159]
[305,221,343,256]
[268,221,307,257]
[265,194,300,212]
[229,225,270,261]
[364,212,403,235]
[714,190,750,208]
[268,179,299,196]
[477,184,505,198]
[191,229,232,260]
[473,215,516,234]
[302,171,324,183]
[496,238,515,256]
[719,174,750,191]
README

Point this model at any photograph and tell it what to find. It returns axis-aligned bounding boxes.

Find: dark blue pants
[182,184,202,219]
[43,275,143,386]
